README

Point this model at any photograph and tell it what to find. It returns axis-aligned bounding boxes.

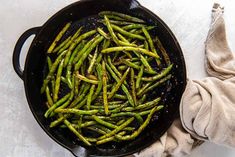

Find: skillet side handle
[122,0,141,9]
[71,146,90,157]
[13,27,41,80]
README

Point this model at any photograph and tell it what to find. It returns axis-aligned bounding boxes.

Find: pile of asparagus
[40,11,173,146]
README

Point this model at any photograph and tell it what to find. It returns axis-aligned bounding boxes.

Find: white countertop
[1,0,235,156]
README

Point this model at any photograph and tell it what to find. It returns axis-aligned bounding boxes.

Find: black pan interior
[23,0,186,156]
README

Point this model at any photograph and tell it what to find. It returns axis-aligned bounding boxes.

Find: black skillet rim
[22,0,187,156]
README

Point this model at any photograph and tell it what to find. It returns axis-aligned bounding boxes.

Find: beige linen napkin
[135,3,235,157]
[180,3,235,147]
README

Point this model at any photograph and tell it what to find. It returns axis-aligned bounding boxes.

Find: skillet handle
[13,27,41,80]
[71,146,90,157]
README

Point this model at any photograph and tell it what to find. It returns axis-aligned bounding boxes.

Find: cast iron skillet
[12,0,186,156]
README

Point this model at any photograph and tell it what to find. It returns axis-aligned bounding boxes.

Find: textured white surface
[1,0,235,157]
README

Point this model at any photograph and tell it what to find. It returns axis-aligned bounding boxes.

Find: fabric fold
[180,3,235,148]
[205,3,235,79]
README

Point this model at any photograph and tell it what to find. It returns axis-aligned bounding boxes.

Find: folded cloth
[180,3,235,147]
[135,3,235,157]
